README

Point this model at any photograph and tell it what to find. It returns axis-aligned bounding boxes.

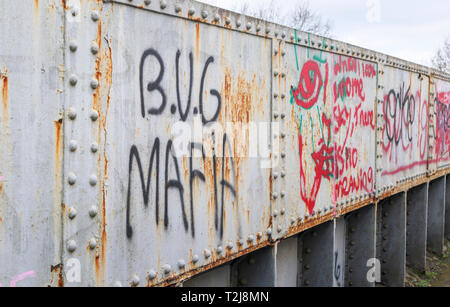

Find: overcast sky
[197,0,450,67]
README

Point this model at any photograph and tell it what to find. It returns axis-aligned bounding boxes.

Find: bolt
[68,207,77,219]
[69,140,78,152]
[68,173,77,185]
[89,238,97,250]
[89,206,98,218]
[90,110,99,121]
[67,240,77,253]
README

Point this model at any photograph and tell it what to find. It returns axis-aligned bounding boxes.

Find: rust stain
[61,0,68,10]
[195,23,200,61]
[1,70,8,122]
[50,263,64,287]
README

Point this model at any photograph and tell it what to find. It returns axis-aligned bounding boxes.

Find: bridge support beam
[446,175,450,240]
[183,264,232,287]
[345,204,377,287]
[298,221,335,287]
[428,177,446,256]
[233,245,277,287]
[406,183,428,271]
[376,193,406,287]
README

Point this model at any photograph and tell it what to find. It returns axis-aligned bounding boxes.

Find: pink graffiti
[8,271,36,287]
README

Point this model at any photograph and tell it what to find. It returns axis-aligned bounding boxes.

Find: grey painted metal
[299,221,334,287]
[345,204,377,287]
[0,0,65,287]
[275,236,298,287]
[183,264,231,287]
[427,177,446,256]
[406,183,428,271]
[376,193,406,287]
[234,246,276,287]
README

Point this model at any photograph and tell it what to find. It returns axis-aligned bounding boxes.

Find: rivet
[246,22,252,30]
[305,248,311,254]
[304,280,310,286]
[68,172,77,185]
[248,257,256,265]
[148,270,157,280]
[236,20,241,28]
[90,79,99,90]
[281,133,286,139]
[91,43,99,55]
[256,232,262,239]
[160,0,167,9]
[67,240,77,253]
[248,235,255,242]
[69,41,78,52]
[227,241,233,250]
[89,206,98,218]
[213,14,220,22]
[281,191,286,198]
[240,278,248,285]
[91,11,100,22]
[273,209,279,217]
[188,8,195,16]
[274,93,279,98]
[265,28,270,34]
[71,8,78,17]
[144,0,151,6]
[68,207,77,219]
[281,152,286,158]
[91,143,99,153]
[174,5,181,13]
[90,110,99,121]
[192,255,199,264]
[256,25,261,32]
[224,17,230,25]
[217,246,223,254]
[281,32,286,38]
[273,172,279,179]
[69,140,78,152]
[281,171,286,178]
[131,275,140,286]
[177,259,186,269]
[204,249,211,259]
[162,264,171,274]
[281,208,286,215]
[266,228,272,236]
[69,75,78,86]
[201,10,208,19]
[272,192,279,199]
[89,238,97,250]
[89,175,98,186]
[274,112,279,119]
[291,218,296,225]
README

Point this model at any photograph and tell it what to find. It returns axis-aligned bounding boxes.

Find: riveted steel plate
[430,78,450,170]
[378,67,429,188]
[273,35,377,239]
[95,2,272,286]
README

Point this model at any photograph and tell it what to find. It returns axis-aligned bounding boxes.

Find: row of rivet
[117,0,447,71]
[65,7,102,255]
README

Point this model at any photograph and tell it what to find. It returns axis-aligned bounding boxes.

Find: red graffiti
[299,114,333,215]
[333,77,366,103]
[292,60,323,109]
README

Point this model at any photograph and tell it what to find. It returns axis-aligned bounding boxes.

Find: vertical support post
[376,193,407,287]
[345,204,377,287]
[406,183,428,271]
[428,176,446,256]
[183,264,231,287]
[446,175,450,240]
[298,221,334,287]
[275,236,299,286]
[233,245,276,287]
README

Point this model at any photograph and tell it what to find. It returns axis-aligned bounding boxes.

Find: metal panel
[277,36,377,238]
[333,217,345,287]
[183,264,231,287]
[345,204,377,287]
[378,67,429,193]
[0,0,64,287]
[376,193,406,287]
[406,183,428,271]
[95,2,272,286]
[235,246,276,287]
[430,78,450,170]
[427,177,446,256]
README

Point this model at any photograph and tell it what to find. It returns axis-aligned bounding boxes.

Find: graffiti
[127,48,236,240]
[0,271,36,287]
[290,31,376,214]
[381,82,428,176]
[434,90,450,162]
[334,251,341,287]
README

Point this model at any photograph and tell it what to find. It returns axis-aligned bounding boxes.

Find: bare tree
[232,0,332,37]
[432,38,450,74]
